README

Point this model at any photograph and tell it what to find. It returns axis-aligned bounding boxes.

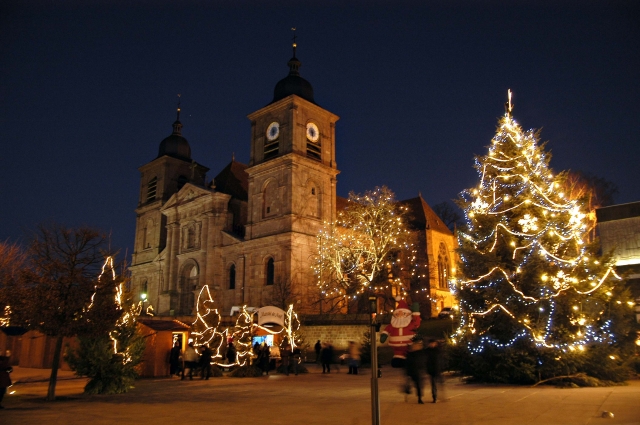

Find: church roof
[271,40,316,105]
[158,106,191,161]
[400,195,453,235]
[336,195,349,212]
[214,159,248,201]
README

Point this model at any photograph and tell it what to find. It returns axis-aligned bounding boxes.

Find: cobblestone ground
[3,364,640,425]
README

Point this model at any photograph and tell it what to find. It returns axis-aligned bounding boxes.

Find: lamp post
[369,296,380,425]
[141,292,148,315]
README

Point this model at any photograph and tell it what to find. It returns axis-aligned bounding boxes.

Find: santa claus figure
[380,298,421,368]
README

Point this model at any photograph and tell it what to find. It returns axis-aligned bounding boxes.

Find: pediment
[160,183,214,211]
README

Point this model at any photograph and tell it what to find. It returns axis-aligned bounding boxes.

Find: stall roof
[138,319,190,331]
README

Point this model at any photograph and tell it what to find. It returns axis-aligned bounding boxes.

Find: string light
[453,102,627,355]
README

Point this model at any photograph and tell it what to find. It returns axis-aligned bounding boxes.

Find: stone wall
[299,324,372,353]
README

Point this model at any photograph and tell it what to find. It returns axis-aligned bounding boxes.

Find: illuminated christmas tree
[191,285,225,363]
[65,257,145,394]
[228,306,254,367]
[452,92,637,384]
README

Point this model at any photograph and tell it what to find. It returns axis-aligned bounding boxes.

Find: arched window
[307,183,320,218]
[262,180,278,218]
[229,264,236,290]
[146,177,157,202]
[179,261,199,315]
[437,243,450,289]
[266,258,275,286]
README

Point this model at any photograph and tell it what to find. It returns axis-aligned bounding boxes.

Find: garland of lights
[451,91,631,354]
[313,187,417,305]
[191,284,303,368]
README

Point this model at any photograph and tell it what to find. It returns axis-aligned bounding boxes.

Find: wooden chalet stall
[137,318,190,378]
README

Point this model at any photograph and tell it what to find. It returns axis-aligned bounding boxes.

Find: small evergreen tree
[65,259,145,394]
[452,93,637,384]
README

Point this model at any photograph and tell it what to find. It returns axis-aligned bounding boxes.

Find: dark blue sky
[2,1,639,255]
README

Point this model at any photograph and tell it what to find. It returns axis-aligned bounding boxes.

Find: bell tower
[245,39,340,240]
[131,102,208,295]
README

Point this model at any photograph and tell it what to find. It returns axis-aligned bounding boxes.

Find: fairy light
[190,285,303,368]
[452,92,628,355]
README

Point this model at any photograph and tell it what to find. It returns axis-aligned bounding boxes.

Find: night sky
[2,1,639,256]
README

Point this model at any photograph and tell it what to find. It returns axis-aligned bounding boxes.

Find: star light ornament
[453,90,627,355]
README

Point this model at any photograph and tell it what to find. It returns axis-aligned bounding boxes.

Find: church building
[129,42,455,321]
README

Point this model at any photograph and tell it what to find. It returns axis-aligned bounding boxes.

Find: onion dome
[271,34,315,104]
[158,103,191,161]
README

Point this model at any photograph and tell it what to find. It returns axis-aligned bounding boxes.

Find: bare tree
[3,224,119,401]
[0,242,27,326]
[561,170,619,241]
[269,277,300,311]
[432,201,463,232]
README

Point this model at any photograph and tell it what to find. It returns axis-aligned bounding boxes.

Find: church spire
[172,94,183,135]
[288,27,301,76]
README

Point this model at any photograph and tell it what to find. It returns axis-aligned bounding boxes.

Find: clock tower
[240,42,339,310]
[245,44,339,239]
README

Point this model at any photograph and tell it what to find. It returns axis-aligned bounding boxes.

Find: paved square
[3,365,639,425]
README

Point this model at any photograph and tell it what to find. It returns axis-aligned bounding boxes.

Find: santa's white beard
[391,314,412,328]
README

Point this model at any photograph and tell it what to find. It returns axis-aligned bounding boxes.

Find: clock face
[266,122,280,141]
[306,122,319,142]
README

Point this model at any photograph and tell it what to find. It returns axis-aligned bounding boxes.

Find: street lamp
[141,292,148,315]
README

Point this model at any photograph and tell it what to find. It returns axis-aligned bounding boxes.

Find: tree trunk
[47,335,64,401]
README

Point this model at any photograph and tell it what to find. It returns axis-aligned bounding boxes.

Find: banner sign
[257,306,285,327]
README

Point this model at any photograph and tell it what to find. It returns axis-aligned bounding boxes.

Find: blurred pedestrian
[292,345,301,376]
[321,342,333,374]
[347,341,360,375]
[281,344,292,375]
[0,351,12,409]
[425,339,442,403]
[200,344,213,380]
[314,340,321,363]
[404,338,426,404]
[182,341,199,380]
[259,342,271,375]
[226,342,237,365]
[169,341,182,377]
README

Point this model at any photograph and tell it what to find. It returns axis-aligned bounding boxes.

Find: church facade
[129,47,455,321]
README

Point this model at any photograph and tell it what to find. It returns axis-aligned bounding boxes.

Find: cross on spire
[291,27,297,57]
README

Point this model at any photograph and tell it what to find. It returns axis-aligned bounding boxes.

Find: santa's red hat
[395,298,410,312]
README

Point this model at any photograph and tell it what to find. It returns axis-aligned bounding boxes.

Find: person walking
[292,345,301,376]
[280,344,292,375]
[314,340,322,363]
[226,342,237,365]
[169,341,182,377]
[0,351,12,409]
[182,341,199,380]
[405,338,426,404]
[321,342,333,374]
[259,342,271,375]
[200,344,213,380]
[347,341,360,375]
[425,339,442,403]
